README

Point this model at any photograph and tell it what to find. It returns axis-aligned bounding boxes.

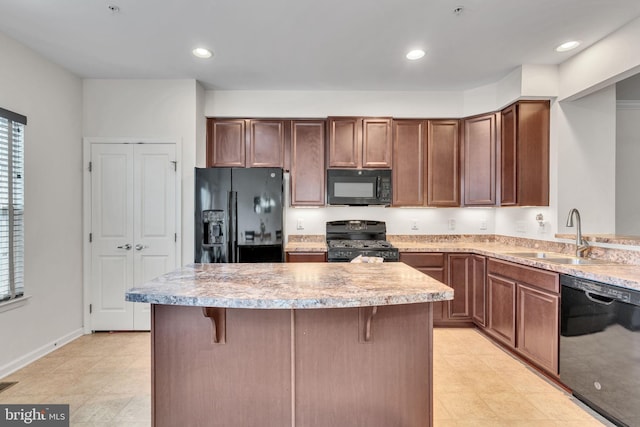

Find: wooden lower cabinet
[517,283,559,374]
[470,255,487,327]
[399,252,447,323]
[485,258,559,375]
[486,273,517,347]
[445,254,473,324]
[401,252,478,326]
[286,252,327,262]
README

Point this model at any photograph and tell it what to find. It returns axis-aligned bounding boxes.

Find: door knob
[117,244,132,250]
[135,244,147,251]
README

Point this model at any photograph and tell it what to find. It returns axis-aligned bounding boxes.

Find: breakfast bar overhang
[126,262,453,427]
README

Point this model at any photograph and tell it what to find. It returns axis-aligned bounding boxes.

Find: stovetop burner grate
[328,239,393,249]
[325,220,398,262]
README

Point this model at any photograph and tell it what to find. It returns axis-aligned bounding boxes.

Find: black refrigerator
[195,167,284,263]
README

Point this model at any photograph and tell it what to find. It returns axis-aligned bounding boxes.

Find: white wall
[286,203,496,237]
[0,31,83,375]
[616,103,640,234]
[205,90,465,118]
[559,16,640,101]
[83,79,202,265]
[556,86,617,235]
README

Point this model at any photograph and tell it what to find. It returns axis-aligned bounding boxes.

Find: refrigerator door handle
[228,191,238,263]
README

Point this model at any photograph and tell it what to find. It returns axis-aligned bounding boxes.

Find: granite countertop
[387,241,640,291]
[125,262,454,309]
[285,238,640,292]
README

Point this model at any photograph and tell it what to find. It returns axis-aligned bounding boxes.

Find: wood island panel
[152,305,292,427]
[294,304,432,427]
[151,303,434,427]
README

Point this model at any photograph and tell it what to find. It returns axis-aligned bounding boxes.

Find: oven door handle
[376,176,381,199]
[585,291,615,305]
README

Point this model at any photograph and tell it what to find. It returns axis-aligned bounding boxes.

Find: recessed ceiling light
[556,41,580,52]
[406,49,426,60]
[192,48,213,59]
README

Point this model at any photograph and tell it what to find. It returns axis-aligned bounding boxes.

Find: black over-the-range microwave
[326,169,392,206]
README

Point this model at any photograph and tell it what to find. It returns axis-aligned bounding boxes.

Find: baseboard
[0,328,85,379]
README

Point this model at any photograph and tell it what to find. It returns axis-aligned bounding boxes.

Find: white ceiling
[2,0,640,91]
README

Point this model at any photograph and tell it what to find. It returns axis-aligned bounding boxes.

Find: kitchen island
[125,262,453,427]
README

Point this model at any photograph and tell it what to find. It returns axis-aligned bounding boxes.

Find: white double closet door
[90,143,177,331]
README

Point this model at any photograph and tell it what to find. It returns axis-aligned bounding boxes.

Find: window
[0,107,26,302]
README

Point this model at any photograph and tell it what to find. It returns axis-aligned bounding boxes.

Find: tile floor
[0,328,611,426]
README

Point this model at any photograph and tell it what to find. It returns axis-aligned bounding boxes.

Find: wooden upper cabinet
[207,118,285,168]
[290,120,326,206]
[463,113,498,206]
[500,100,550,206]
[248,120,285,168]
[328,117,359,168]
[362,118,392,168]
[208,119,246,167]
[328,117,392,169]
[392,120,426,206]
[427,120,460,207]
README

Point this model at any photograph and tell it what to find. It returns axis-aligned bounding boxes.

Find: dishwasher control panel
[560,275,640,305]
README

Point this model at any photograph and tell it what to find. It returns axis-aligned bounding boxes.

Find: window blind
[0,107,26,302]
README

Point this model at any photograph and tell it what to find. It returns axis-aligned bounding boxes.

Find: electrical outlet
[296,218,304,230]
[411,220,418,231]
[448,219,456,231]
[480,219,487,230]
[515,221,527,233]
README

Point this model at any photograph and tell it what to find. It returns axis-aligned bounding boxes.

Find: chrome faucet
[566,208,589,258]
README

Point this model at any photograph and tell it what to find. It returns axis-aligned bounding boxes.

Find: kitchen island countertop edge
[125,262,454,309]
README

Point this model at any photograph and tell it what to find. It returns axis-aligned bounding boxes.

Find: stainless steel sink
[503,251,615,265]
[504,251,554,259]
[543,257,613,265]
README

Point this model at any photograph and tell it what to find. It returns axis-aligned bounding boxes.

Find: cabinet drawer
[487,258,559,293]
[286,252,326,263]
[400,253,445,268]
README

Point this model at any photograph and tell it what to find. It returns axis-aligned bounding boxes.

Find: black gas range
[326,220,399,262]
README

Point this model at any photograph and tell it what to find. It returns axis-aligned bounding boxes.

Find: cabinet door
[514,101,550,206]
[286,252,327,262]
[328,117,359,168]
[500,101,550,206]
[392,120,426,206]
[446,254,472,321]
[248,120,284,167]
[517,284,559,374]
[428,120,460,206]
[463,113,497,206]
[500,104,517,206]
[207,119,246,167]
[290,121,326,206]
[362,118,392,168]
[486,273,516,347]
[471,255,487,327]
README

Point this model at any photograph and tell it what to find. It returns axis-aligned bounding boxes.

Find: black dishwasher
[560,275,640,427]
